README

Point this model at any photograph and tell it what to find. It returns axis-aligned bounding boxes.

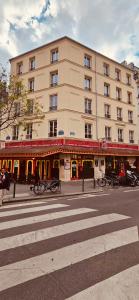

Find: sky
[0,0,139,70]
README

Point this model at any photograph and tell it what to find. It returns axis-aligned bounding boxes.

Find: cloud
[0,0,139,69]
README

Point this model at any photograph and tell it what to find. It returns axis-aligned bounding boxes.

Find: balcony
[85,109,92,114]
[49,106,57,111]
[105,114,111,119]
[85,86,91,91]
[117,116,123,121]
[51,82,58,87]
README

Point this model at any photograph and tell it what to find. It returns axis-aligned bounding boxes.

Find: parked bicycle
[97,172,120,187]
[30,179,61,195]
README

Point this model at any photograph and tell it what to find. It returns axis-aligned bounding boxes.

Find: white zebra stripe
[0,200,48,210]
[0,208,95,230]
[0,203,68,217]
[0,213,129,251]
[67,264,139,299]
[0,226,138,292]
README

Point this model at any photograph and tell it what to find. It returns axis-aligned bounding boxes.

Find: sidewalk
[2,180,103,204]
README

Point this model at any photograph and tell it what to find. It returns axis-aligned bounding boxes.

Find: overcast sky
[0,0,139,69]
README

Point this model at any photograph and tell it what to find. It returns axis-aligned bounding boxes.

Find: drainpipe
[94,53,98,141]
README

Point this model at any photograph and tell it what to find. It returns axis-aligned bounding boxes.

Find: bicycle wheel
[97,178,106,187]
[33,183,45,195]
[50,184,59,193]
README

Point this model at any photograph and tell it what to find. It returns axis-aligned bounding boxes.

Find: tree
[0,66,44,133]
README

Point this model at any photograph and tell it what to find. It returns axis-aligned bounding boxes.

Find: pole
[13,180,16,198]
[82,168,84,192]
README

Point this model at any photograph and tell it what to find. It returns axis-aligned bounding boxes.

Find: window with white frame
[104,104,111,118]
[51,49,59,63]
[17,62,23,75]
[104,83,110,97]
[127,92,132,104]
[105,126,111,140]
[118,128,123,142]
[50,71,58,86]
[129,130,134,143]
[85,123,92,138]
[12,125,19,140]
[84,76,91,90]
[115,68,121,81]
[117,107,122,121]
[84,54,91,68]
[103,63,109,76]
[50,94,57,110]
[85,98,92,114]
[29,57,35,70]
[128,110,133,123]
[49,120,57,137]
[28,78,34,92]
[26,123,33,139]
[126,73,131,85]
[116,87,122,100]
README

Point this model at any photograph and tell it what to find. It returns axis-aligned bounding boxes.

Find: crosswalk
[0,199,139,299]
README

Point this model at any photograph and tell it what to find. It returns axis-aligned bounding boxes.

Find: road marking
[0,213,129,251]
[0,226,138,292]
[0,208,95,230]
[123,189,139,193]
[67,194,109,201]
[67,264,139,300]
[0,201,47,210]
[0,204,68,217]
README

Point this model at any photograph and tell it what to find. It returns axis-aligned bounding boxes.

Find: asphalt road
[0,187,139,300]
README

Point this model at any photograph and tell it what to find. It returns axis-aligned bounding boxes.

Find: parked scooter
[126,170,138,186]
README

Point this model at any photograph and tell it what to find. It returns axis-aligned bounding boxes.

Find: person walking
[0,168,10,206]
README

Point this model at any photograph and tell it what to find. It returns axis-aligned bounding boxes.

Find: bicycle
[30,180,61,195]
[97,173,120,187]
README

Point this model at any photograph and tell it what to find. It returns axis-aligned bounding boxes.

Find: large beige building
[0,36,139,181]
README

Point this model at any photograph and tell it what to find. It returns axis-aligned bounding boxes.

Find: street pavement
[0,188,139,299]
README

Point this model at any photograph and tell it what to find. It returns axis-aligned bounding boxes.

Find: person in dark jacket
[0,168,10,206]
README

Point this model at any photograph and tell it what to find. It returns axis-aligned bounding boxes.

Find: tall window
[51,49,58,63]
[116,87,121,100]
[26,99,33,115]
[126,74,131,85]
[115,68,121,81]
[103,63,109,76]
[29,57,35,70]
[26,123,33,139]
[17,62,23,75]
[51,71,58,86]
[118,128,123,142]
[12,125,19,140]
[128,110,133,123]
[127,92,132,104]
[85,123,92,138]
[84,55,91,68]
[28,78,34,92]
[104,83,110,97]
[50,94,57,110]
[84,76,91,90]
[129,130,134,143]
[14,102,20,116]
[104,104,111,118]
[105,126,111,140]
[117,107,122,121]
[49,120,57,137]
[85,98,92,114]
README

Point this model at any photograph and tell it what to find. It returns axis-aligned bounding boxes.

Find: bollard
[82,177,84,192]
[13,180,16,198]
[93,178,96,189]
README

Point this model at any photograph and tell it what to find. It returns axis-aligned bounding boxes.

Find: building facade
[0,36,139,181]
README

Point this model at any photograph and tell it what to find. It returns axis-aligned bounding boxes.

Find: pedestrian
[0,168,10,206]
[34,166,40,184]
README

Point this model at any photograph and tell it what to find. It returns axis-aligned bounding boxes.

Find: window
[118,128,123,142]
[84,54,91,68]
[126,74,131,85]
[85,98,92,114]
[84,76,91,90]
[12,125,19,140]
[85,123,92,138]
[17,62,23,75]
[26,99,33,115]
[14,102,20,116]
[28,78,34,92]
[29,57,35,70]
[116,87,122,100]
[117,107,122,121]
[51,49,58,63]
[104,104,111,118]
[104,83,110,97]
[127,92,132,104]
[128,110,133,123]
[49,120,57,137]
[51,71,58,86]
[105,126,111,141]
[16,85,21,95]
[50,94,57,110]
[26,123,33,139]
[115,68,121,81]
[129,130,134,143]
[137,86,139,98]
[103,63,109,76]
